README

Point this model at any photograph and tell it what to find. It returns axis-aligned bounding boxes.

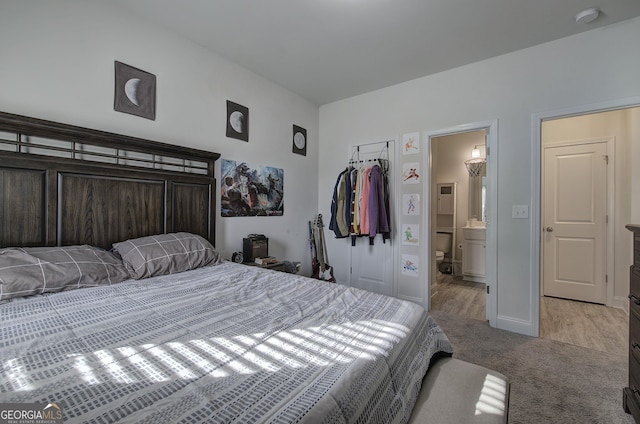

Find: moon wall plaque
[292,125,307,156]
[226,100,249,142]
[114,61,156,120]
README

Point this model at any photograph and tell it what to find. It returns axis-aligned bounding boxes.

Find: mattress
[0,261,452,423]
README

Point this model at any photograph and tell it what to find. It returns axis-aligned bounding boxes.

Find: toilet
[435,232,452,276]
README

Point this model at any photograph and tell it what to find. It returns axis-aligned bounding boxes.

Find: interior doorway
[425,120,497,327]
[430,131,486,321]
[536,105,640,351]
[542,140,608,304]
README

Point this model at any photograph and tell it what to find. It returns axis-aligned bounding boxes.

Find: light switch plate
[512,205,529,219]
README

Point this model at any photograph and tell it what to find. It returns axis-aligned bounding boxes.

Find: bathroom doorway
[426,121,497,326]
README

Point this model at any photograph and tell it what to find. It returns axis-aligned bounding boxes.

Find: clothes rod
[351,139,394,148]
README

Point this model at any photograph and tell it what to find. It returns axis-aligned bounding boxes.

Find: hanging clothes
[329,167,351,238]
[368,164,390,244]
[329,154,392,245]
[350,167,359,246]
[359,166,372,236]
[343,167,352,232]
[329,169,344,238]
[380,159,391,243]
[329,143,391,246]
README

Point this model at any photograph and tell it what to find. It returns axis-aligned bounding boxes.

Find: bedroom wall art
[398,129,423,297]
[402,224,419,246]
[226,101,249,142]
[221,159,284,217]
[402,162,420,184]
[402,132,420,155]
[402,193,420,215]
[401,254,419,276]
[292,125,307,156]
[113,61,156,120]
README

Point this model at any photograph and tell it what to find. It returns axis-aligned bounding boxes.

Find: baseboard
[612,295,629,315]
[398,294,423,305]
[496,315,533,336]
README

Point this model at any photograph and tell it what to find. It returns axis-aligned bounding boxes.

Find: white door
[542,141,607,303]
[349,141,396,297]
[350,237,395,296]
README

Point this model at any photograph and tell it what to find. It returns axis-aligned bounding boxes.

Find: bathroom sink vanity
[462,225,486,283]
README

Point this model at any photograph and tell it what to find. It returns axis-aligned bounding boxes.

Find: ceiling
[112,0,640,105]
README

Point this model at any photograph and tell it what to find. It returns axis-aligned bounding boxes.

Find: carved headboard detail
[0,112,220,249]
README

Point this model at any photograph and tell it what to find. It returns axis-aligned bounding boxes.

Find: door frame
[424,119,498,327]
[541,137,613,304]
[531,96,640,337]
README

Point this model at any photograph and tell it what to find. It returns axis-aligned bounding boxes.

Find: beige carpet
[429,310,634,424]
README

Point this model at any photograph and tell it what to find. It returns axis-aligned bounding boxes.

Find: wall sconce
[465,145,486,177]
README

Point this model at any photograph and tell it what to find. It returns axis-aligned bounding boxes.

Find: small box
[243,237,268,262]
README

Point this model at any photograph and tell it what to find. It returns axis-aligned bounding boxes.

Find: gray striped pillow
[0,245,131,300]
[112,232,220,279]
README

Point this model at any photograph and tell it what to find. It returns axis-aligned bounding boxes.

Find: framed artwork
[221,159,284,217]
[402,162,420,184]
[402,132,420,155]
[114,61,156,120]
[402,224,419,246]
[292,125,307,156]
[402,193,420,215]
[226,101,249,142]
[401,254,419,277]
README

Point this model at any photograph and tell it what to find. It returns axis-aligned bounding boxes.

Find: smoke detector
[575,7,600,24]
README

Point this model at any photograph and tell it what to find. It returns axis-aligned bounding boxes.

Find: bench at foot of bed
[409,357,510,424]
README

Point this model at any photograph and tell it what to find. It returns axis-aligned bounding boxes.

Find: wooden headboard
[0,112,220,249]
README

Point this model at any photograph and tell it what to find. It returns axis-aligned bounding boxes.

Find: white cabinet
[437,183,455,215]
[462,227,486,283]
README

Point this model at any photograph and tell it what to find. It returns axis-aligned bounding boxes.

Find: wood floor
[430,274,486,321]
[431,274,628,356]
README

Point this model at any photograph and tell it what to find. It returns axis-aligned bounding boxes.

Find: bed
[0,112,453,423]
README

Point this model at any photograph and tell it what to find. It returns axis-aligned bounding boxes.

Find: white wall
[319,17,640,335]
[0,1,319,269]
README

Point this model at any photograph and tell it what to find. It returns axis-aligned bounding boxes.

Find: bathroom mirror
[468,170,486,222]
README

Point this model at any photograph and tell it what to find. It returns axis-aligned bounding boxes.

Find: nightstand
[243,261,285,272]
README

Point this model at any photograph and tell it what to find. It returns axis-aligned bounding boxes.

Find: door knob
[545,227,554,232]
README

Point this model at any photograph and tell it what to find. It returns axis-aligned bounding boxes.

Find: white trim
[397,294,424,304]
[424,133,433,311]
[392,137,401,300]
[607,138,616,308]
[530,96,640,337]
[424,119,498,327]
[541,137,612,148]
[614,295,630,314]
[496,315,532,335]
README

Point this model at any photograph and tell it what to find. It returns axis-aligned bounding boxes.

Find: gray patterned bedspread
[0,262,452,423]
